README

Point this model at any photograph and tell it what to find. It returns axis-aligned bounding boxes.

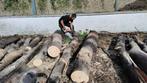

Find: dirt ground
[0,32,147,83]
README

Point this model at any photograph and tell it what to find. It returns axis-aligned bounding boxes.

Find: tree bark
[29,36,42,48]
[0,48,6,61]
[128,40,147,74]
[71,31,98,83]
[0,36,20,48]
[48,30,63,58]
[133,35,147,53]
[0,47,29,71]
[29,37,51,67]
[0,40,44,81]
[115,36,140,83]
[23,37,32,46]
[47,36,79,83]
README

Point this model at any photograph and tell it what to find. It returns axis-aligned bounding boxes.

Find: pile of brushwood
[0,30,147,83]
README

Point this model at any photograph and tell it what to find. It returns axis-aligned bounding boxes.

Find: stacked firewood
[108,34,147,83]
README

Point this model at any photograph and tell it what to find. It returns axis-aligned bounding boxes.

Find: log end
[71,70,89,83]
[25,46,32,51]
[33,59,43,67]
[48,46,60,58]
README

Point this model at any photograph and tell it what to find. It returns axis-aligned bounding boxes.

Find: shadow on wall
[119,0,147,11]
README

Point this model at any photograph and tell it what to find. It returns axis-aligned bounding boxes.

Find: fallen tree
[132,35,147,53]
[115,35,142,83]
[47,36,79,83]
[0,39,44,81]
[29,36,42,48]
[48,30,63,58]
[0,36,20,48]
[0,47,30,71]
[70,31,98,83]
[30,37,51,67]
[128,38,147,74]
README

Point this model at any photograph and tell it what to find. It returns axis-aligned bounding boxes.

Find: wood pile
[0,31,146,83]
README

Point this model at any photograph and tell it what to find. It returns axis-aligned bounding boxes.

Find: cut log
[0,47,30,71]
[133,35,147,53]
[30,37,51,67]
[16,38,25,47]
[115,36,140,83]
[47,36,79,83]
[4,43,18,53]
[71,31,98,83]
[0,36,20,48]
[29,36,42,48]
[0,40,44,81]
[0,48,6,61]
[48,30,63,58]
[128,39,147,74]
[23,37,32,46]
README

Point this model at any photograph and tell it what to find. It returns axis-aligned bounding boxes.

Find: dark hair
[71,13,76,18]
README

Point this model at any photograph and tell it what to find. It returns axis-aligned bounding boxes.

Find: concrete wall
[0,12,147,36]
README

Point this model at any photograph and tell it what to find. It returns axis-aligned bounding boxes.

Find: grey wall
[0,12,147,36]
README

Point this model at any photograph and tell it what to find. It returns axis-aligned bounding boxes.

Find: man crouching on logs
[59,13,76,39]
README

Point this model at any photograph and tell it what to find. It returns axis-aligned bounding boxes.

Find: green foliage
[73,0,82,8]
[38,0,47,11]
[73,0,88,9]
[4,0,29,11]
[78,30,88,41]
[50,0,69,10]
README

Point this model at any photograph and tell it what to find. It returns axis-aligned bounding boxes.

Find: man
[59,13,76,39]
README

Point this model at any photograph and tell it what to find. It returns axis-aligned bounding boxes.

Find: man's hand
[64,26,71,32]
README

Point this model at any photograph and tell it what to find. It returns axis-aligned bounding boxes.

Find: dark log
[71,31,98,83]
[0,47,30,71]
[29,36,42,48]
[143,36,147,45]
[48,30,63,58]
[0,36,20,48]
[16,38,26,47]
[47,36,79,83]
[115,36,141,83]
[128,39,147,74]
[0,40,44,80]
[133,35,147,53]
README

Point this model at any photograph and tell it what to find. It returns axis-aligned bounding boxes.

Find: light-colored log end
[25,46,32,51]
[48,46,60,58]
[71,70,89,83]
[33,59,43,67]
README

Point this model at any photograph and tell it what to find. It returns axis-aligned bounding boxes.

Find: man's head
[71,13,76,20]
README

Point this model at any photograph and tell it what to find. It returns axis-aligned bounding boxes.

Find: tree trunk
[0,40,44,81]
[128,40,147,74]
[115,36,140,83]
[23,37,32,46]
[29,37,51,67]
[48,30,63,58]
[133,35,147,53]
[0,47,29,71]
[0,36,20,48]
[0,48,6,61]
[71,31,98,83]
[29,36,42,48]
[47,36,79,83]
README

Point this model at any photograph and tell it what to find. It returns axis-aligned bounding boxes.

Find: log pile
[0,31,146,83]
[108,34,147,83]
